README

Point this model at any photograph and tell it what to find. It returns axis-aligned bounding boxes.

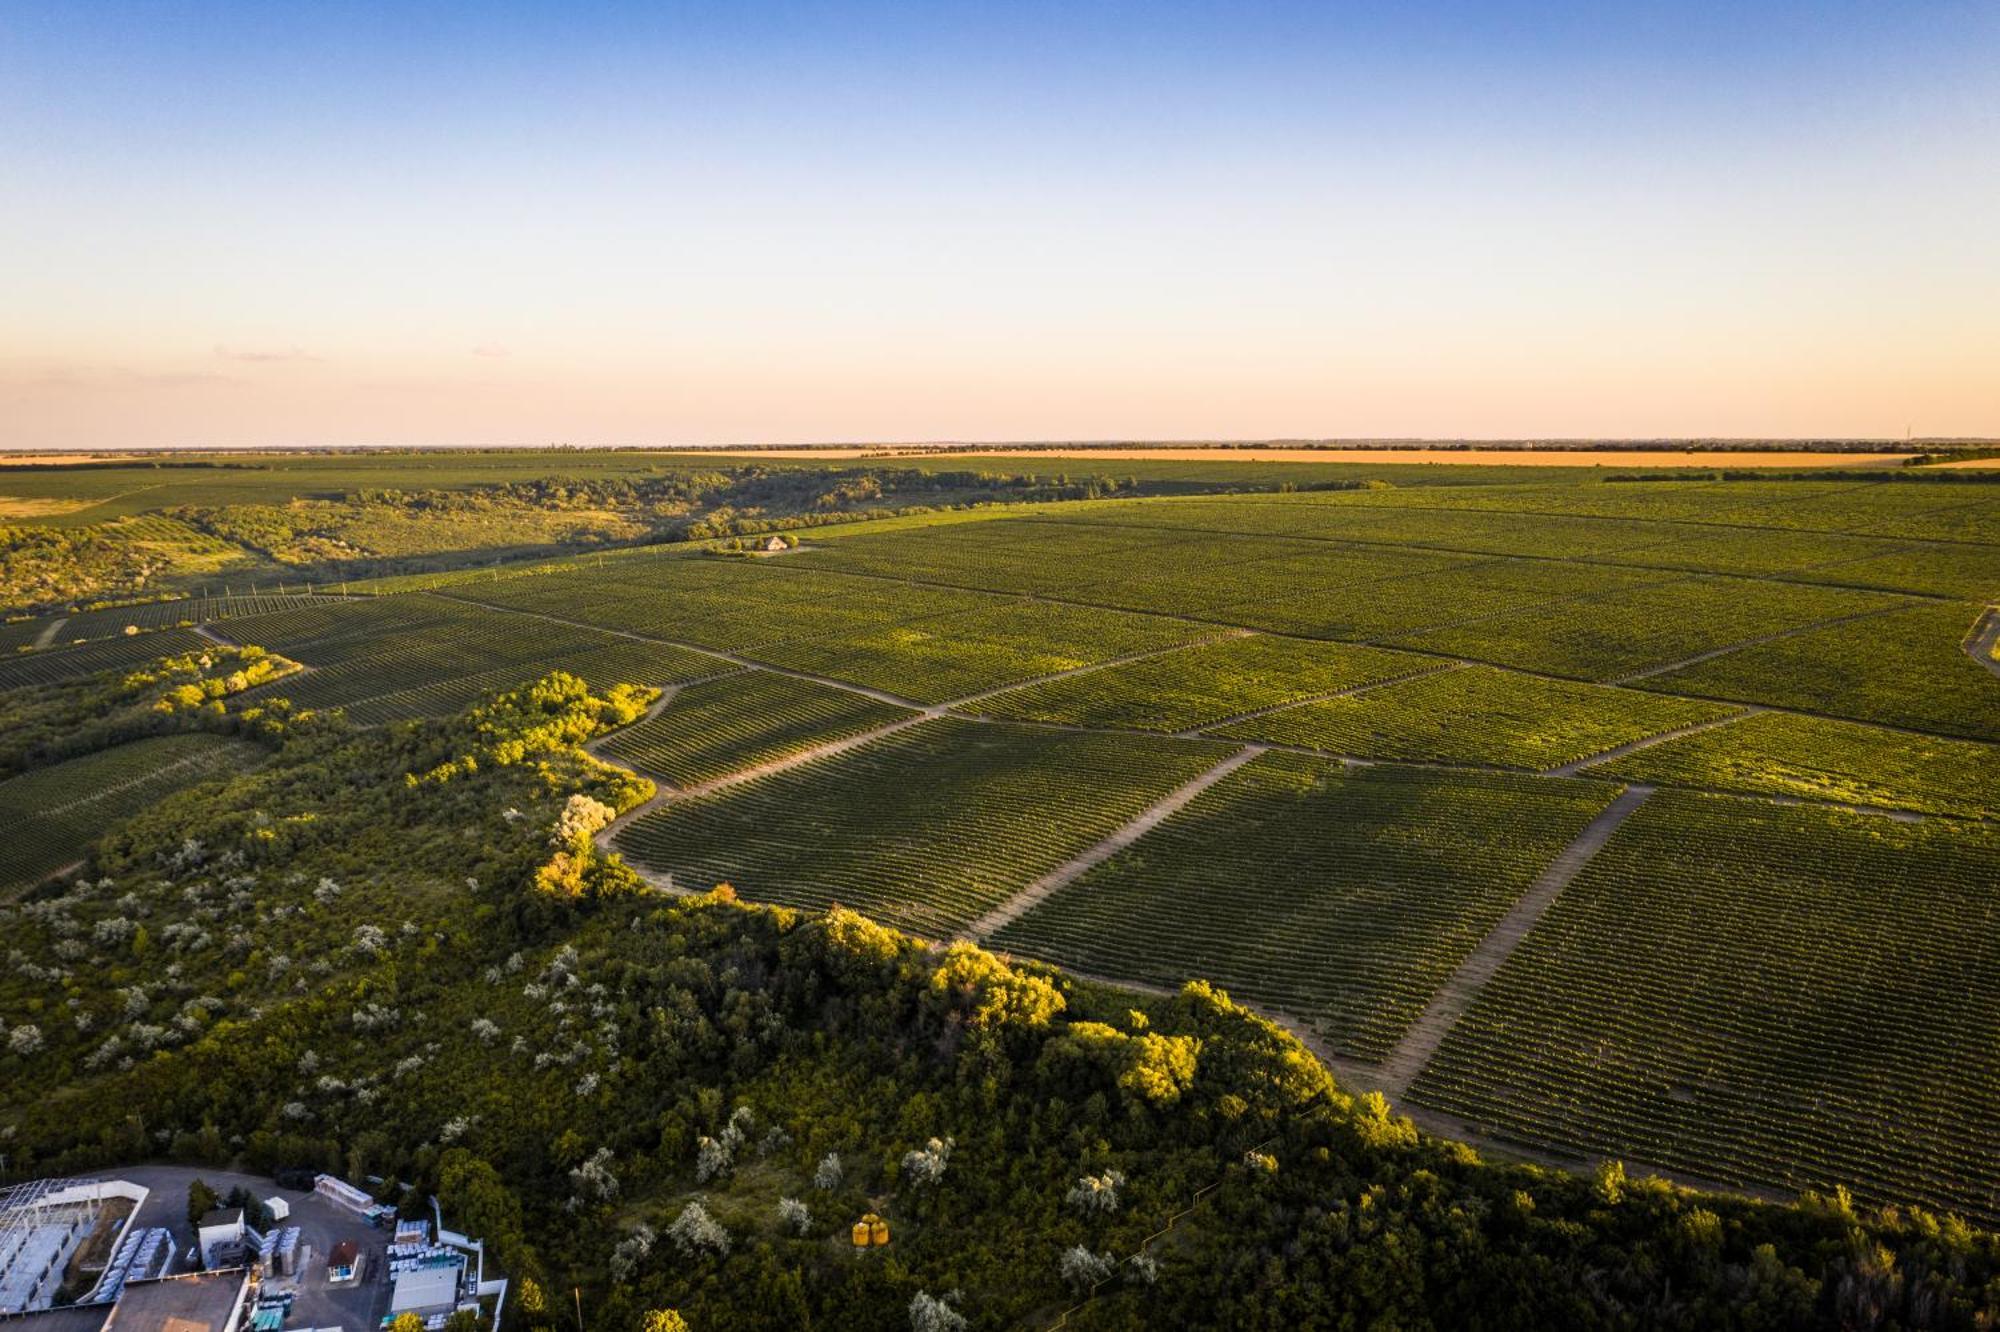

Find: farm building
[195,1208,245,1265]
[0,1178,146,1315]
[387,1262,461,1320]
[764,535,789,552]
[325,1239,359,1283]
[98,1270,251,1332]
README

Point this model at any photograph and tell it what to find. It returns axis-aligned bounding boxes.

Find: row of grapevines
[51,592,351,644]
[970,632,1436,733]
[0,627,212,691]
[0,734,264,897]
[594,670,912,787]
[1597,709,2000,819]
[991,753,1622,1060]
[614,718,1231,938]
[1409,790,2000,1223]
[1212,665,1737,771]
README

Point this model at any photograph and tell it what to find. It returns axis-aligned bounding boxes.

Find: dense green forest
[2,660,1998,1329]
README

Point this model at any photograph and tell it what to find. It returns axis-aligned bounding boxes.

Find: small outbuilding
[326,1240,359,1283]
[764,535,789,553]
[197,1207,246,1262]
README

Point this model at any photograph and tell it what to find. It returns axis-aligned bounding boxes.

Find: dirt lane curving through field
[30,617,68,649]
[1370,784,1655,1097]
[1040,961,1793,1206]
[1608,602,1918,684]
[421,589,1983,824]
[1183,661,1464,737]
[945,630,1248,711]
[37,746,247,819]
[1967,607,2000,679]
[1540,708,1761,776]
[961,744,1265,941]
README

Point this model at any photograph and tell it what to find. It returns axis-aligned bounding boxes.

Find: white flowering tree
[666,1200,730,1259]
[1060,1246,1113,1293]
[609,1223,655,1280]
[908,1291,968,1332]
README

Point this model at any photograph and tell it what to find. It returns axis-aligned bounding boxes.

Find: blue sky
[3,1,1996,446]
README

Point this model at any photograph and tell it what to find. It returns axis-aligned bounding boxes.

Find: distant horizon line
[6,437,1999,457]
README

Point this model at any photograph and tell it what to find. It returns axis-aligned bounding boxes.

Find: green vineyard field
[1641,600,2000,741]
[1388,577,1910,681]
[614,718,1231,937]
[1409,791,2000,1222]
[0,627,213,691]
[971,632,1438,732]
[223,594,720,721]
[1210,665,1738,770]
[747,598,1210,704]
[595,670,914,787]
[1597,709,2000,819]
[0,733,265,897]
[992,754,1622,1060]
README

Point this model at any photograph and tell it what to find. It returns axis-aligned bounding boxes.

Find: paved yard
[93,1163,392,1331]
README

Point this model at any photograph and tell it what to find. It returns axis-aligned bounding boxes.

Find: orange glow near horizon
[4,4,1996,448]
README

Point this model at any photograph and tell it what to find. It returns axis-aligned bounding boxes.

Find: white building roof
[389,1264,459,1315]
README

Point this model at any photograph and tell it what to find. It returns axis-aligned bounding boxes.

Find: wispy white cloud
[214,343,318,363]
[2,363,243,390]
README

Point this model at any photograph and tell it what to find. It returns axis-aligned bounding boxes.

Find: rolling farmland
[969,632,1437,732]
[1408,792,2000,1221]
[0,733,263,896]
[1209,665,1739,771]
[5,459,1999,1228]
[595,670,914,787]
[990,753,1622,1060]
[614,718,1233,937]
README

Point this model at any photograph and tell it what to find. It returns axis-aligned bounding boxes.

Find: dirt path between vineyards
[1371,784,1655,1096]
[1608,603,1914,684]
[963,744,1264,941]
[945,630,1247,710]
[31,617,68,649]
[1041,963,1788,1204]
[582,642,1247,888]
[1541,708,1760,776]
[421,589,1979,825]
[39,746,242,819]
[586,686,697,884]
[1967,607,2000,679]
[1181,661,1462,737]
